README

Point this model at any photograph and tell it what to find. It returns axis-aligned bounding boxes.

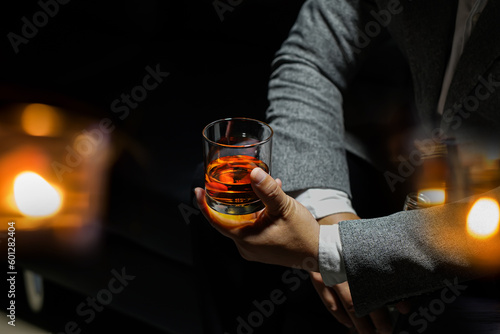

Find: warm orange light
[206,206,259,228]
[21,103,61,137]
[13,171,63,218]
[467,198,500,239]
[418,188,446,205]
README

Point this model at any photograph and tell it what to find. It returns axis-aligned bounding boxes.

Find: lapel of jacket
[389,0,458,127]
[444,1,500,114]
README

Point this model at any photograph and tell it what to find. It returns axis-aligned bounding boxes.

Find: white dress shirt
[299,0,489,287]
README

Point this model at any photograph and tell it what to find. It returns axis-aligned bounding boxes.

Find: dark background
[0,1,309,333]
[0,1,420,333]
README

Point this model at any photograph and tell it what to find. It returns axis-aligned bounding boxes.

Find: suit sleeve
[266,0,387,195]
[339,186,500,316]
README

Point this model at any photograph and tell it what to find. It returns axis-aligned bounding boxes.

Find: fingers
[250,168,290,217]
[368,308,393,334]
[327,289,354,329]
[309,271,323,283]
[194,169,284,231]
[333,282,377,334]
[310,273,354,329]
[194,187,256,235]
[334,281,393,334]
[194,187,229,235]
[194,187,207,214]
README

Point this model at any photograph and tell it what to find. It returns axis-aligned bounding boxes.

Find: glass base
[205,194,264,215]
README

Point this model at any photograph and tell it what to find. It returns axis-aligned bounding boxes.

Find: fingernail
[251,167,267,185]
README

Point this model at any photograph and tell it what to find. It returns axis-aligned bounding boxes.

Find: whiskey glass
[202,118,273,215]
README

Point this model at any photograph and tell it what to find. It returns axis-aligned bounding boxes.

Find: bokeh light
[467,197,500,239]
[21,103,62,137]
[418,188,446,205]
[14,171,63,218]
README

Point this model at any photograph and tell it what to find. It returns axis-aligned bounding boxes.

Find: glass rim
[404,192,434,209]
[202,117,273,148]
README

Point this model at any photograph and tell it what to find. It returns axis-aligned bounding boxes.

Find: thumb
[250,168,290,216]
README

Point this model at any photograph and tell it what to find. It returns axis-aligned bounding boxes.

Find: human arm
[265,1,395,326]
[196,167,500,318]
[339,186,500,316]
[196,167,394,332]
[311,213,393,334]
[266,0,386,195]
[292,189,392,331]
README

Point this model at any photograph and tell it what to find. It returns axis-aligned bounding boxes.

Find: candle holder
[0,102,114,252]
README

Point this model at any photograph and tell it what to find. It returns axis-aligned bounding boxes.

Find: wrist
[301,217,321,272]
[318,212,360,225]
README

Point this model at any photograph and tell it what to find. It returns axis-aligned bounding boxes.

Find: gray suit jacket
[266,0,500,316]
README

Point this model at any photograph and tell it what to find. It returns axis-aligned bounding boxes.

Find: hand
[310,272,393,334]
[311,214,393,334]
[194,167,320,271]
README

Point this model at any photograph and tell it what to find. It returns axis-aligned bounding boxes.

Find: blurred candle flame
[418,188,446,205]
[467,197,500,239]
[13,171,63,218]
[21,103,61,137]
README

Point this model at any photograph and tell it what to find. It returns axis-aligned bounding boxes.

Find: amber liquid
[205,155,269,206]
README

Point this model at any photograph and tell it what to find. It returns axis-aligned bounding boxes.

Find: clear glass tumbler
[403,190,446,211]
[202,118,273,215]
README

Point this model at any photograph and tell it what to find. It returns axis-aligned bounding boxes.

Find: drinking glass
[202,118,273,215]
[403,190,446,211]
[403,192,433,211]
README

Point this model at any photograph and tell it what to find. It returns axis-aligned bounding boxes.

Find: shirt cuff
[289,188,351,286]
[291,188,356,219]
[319,224,347,286]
